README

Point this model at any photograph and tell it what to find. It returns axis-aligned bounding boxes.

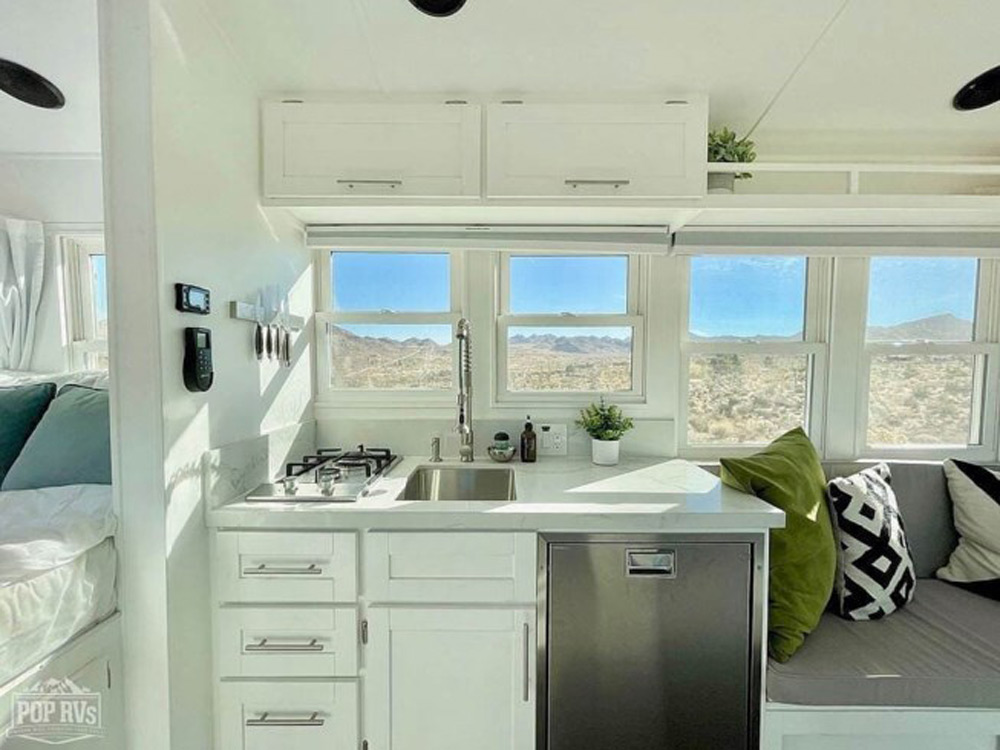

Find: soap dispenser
[520,416,537,463]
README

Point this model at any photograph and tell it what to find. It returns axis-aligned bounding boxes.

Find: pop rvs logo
[6,678,102,745]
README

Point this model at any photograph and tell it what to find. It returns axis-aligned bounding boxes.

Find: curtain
[0,218,45,370]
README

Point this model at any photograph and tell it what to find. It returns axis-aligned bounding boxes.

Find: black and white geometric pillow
[937,459,1000,601]
[826,463,916,621]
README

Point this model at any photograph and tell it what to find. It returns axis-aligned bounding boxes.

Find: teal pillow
[720,427,836,663]
[2,385,111,490]
[0,383,56,484]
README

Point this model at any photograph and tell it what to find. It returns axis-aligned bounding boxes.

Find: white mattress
[0,538,117,686]
[0,484,117,687]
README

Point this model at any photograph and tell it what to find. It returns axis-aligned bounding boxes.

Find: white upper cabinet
[262,101,482,200]
[486,99,708,199]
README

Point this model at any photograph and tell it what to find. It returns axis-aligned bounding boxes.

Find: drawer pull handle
[246,712,325,728]
[242,563,323,576]
[245,638,325,653]
[564,179,631,188]
[336,179,403,188]
[626,549,676,577]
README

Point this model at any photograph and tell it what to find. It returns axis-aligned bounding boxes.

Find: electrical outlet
[538,423,568,456]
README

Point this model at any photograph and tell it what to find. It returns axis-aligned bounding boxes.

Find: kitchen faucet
[456,318,474,462]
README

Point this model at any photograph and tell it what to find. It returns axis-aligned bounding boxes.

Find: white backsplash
[317,418,676,461]
[202,420,316,507]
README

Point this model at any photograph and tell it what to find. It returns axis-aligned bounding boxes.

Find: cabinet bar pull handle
[246,712,325,728]
[361,619,369,645]
[522,622,530,702]
[336,179,403,187]
[242,563,323,576]
[245,638,324,653]
[564,179,631,188]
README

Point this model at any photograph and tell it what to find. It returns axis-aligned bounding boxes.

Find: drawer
[366,532,536,603]
[215,532,357,604]
[218,681,357,750]
[216,607,358,678]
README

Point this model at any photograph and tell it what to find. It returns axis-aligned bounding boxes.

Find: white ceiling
[0,0,101,154]
[2,0,998,158]
[203,0,1000,158]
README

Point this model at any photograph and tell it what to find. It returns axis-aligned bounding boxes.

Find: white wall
[0,154,105,372]
[100,0,315,746]
[150,0,314,746]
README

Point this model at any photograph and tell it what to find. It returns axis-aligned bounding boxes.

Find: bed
[0,483,117,687]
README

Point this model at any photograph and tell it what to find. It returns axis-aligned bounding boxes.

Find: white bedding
[0,484,116,582]
[0,369,109,390]
[0,539,117,686]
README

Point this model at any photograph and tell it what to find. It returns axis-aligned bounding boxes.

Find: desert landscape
[330,314,975,446]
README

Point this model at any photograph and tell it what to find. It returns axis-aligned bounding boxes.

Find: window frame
[314,247,464,407]
[59,233,108,371]
[679,255,830,458]
[856,256,1000,460]
[494,251,647,405]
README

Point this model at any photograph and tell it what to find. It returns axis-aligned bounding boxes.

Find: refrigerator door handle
[625,549,676,577]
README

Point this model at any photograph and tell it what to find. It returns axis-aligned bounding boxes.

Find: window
[682,256,825,448]
[862,257,993,449]
[61,235,108,370]
[317,250,460,396]
[497,254,644,399]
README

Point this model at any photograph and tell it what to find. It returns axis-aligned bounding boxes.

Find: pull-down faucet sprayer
[456,318,474,462]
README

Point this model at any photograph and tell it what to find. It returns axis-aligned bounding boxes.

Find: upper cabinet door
[263,102,482,200]
[486,99,708,199]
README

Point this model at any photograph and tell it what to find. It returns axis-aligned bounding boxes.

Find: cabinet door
[263,102,482,199]
[364,608,535,750]
[218,682,357,750]
[486,100,707,199]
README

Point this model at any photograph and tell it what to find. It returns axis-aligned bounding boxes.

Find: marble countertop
[207,455,784,533]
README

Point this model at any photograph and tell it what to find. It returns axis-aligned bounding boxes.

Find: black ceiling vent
[953,64,1000,111]
[0,58,65,110]
[409,0,467,17]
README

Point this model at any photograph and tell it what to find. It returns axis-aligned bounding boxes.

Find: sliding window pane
[332,252,450,312]
[689,256,806,341]
[867,354,977,446]
[90,255,108,339]
[329,324,452,389]
[687,354,809,444]
[507,326,632,391]
[867,258,977,342]
[509,255,628,314]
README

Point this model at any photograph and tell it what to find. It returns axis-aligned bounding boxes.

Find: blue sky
[331,252,978,343]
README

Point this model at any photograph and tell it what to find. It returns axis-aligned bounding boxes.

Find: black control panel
[175,283,211,315]
[183,327,214,392]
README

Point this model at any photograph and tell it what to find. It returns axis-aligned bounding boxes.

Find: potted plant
[707,127,757,194]
[576,397,634,466]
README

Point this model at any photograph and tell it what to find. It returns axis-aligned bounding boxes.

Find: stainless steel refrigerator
[539,534,763,750]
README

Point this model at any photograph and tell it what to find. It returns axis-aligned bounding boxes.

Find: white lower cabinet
[363,607,536,750]
[218,681,358,750]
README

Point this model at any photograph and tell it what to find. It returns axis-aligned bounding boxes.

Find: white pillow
[937,459,1000,601]
[0,369,109,390]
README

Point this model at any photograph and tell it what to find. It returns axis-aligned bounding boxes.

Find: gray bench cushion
[768,580,1000,707]
[823,461,959,579]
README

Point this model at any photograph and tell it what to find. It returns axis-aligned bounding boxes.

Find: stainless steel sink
[401,466,517,502]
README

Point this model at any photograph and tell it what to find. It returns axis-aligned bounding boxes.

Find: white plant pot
[707,172,736,194]
[591,439,621,466]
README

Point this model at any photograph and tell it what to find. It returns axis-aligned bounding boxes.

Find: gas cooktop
[245,445,400,503]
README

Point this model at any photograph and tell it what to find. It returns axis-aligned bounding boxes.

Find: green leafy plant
[708,127,757,179]
[576,397,634,442]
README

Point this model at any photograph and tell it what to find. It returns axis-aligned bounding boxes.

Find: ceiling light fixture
[0,58,65,110]
[409,0,467,17]
[953,64,1000,111]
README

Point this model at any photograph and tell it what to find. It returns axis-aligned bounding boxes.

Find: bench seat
[768,580,1000,708]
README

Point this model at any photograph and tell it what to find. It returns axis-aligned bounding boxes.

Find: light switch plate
[538,423,568,456]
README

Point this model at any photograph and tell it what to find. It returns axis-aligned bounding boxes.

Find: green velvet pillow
[2,385,111,490]
[720,427,836,663]
[0,382,56,484]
